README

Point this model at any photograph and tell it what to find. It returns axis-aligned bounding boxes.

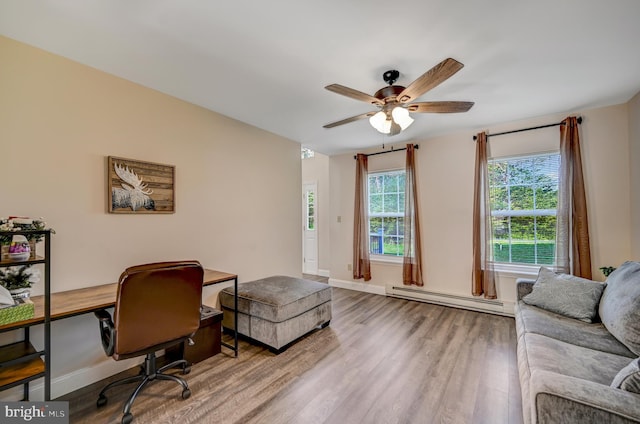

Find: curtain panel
[403,144,424,286]
[472,132,497,299]
[557,116,592,278]
[353,153,371,281]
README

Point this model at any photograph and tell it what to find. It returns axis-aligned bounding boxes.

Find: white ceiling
[2,0,640,156]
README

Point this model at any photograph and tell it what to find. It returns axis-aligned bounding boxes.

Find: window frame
[367,169,405,261]
[488,150,560,270]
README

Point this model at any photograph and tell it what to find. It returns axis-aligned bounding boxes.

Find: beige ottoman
[219,275,332,352]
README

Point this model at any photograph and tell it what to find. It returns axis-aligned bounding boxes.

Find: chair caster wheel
[122,412,133,424]
[182,364,191,375]
[182,388,191,399]
[97,395,107,408]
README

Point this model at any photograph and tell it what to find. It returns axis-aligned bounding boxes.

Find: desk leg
[221,277,239,357]
[233,276,238,357]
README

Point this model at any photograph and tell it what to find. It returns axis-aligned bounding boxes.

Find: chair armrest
[94,309,115,356]
[516,278,536,301]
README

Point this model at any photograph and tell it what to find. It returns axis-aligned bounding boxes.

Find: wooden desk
[0,269,239,356]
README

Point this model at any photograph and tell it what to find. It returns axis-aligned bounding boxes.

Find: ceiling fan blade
[323,111,377,128]
[407,101,474,113]
[325,84,384,106]
[397,58,464,104]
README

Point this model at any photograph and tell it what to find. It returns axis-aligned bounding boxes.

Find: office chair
[94,261,204,424]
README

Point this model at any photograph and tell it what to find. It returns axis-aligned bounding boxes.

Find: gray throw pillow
[611,358,640,394]
[599,261,640,356]
[522,267,605,322]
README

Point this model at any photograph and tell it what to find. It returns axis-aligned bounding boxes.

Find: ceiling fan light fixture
[391,106,414,130]
[369,111,390,134]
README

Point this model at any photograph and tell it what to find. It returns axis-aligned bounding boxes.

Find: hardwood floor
[58,277,523,424]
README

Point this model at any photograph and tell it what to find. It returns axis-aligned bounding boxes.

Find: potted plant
[600,266,617,277]
[0,265,40,299]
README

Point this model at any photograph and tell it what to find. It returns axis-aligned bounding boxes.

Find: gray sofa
[515,261,640,424]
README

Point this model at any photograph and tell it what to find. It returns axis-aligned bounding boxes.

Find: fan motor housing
[374,85,405,103]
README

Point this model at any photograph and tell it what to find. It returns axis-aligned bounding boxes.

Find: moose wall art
[107,156,175,213]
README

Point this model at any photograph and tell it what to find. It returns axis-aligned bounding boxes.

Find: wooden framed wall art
[107,156,175,214]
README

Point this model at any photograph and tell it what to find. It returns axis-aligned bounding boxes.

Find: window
[368,170,405,257]
[305,189,315,230]
[301,147,315,159]
[489,152,559,266]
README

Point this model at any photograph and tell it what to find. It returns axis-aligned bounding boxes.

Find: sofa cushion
[611,358,640,394]
[523,333,632,386]
[515,302,635,358]
[522,267,605,322]
[599,261,640,356]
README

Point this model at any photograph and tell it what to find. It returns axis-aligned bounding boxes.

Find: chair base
[97,352,191,424]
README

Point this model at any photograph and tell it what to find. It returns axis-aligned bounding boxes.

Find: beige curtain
[403,144,423,286]
[556,117,592,278]
[472,132,497,299]
[353,153,371,281]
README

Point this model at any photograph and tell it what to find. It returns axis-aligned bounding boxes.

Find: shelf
[0,255,45,267]
[0,229,51,400]
[0,341,45,390]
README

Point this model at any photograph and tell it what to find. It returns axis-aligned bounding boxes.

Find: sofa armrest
[530,369,640,424]
[516,278,536,301]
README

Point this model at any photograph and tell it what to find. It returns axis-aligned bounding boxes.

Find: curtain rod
[354,144,419,160]
[473,116,582,140]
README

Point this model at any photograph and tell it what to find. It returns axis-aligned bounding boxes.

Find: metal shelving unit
[0,229,51,400]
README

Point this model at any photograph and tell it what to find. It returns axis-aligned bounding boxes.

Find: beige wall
[0,36,302,398]
[629,91,640,259]
[301,152,330,274]
[328,103,633,302]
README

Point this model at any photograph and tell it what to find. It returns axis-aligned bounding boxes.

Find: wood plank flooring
[58,277,523,424]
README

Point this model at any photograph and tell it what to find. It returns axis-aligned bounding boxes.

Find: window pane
[488,152,559,266]
[510,186,534,210]
[537,215,556,240]
[511,216,534,241]
[370,176,381,194]
[383,174,399,192]
[383,217,398,236]
[383,194,399,213]
[535,184,557,209]
[508,158,534,185]
[492,216,509,240]
[368,170,405,256]
[490,186,508,210]
[489,162,508,186]
[370,194,383,213]
[383,235,403,256]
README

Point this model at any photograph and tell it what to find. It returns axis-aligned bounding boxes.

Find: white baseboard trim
[328,278,386,295]
[387,285,514,317]
[317,269,330,278]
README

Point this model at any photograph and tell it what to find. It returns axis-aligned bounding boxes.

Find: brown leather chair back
[112,261,204,360]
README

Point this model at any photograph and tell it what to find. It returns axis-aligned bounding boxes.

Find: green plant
[0,265,39,291]
[600,266,616,277]
[0,217,55,244]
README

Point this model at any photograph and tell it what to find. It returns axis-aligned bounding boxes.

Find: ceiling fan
[323,58,474,136]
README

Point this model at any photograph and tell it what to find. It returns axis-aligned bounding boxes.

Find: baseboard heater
[387,285,512,316]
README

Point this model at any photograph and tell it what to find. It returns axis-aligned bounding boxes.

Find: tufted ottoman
[219,275,331,352]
